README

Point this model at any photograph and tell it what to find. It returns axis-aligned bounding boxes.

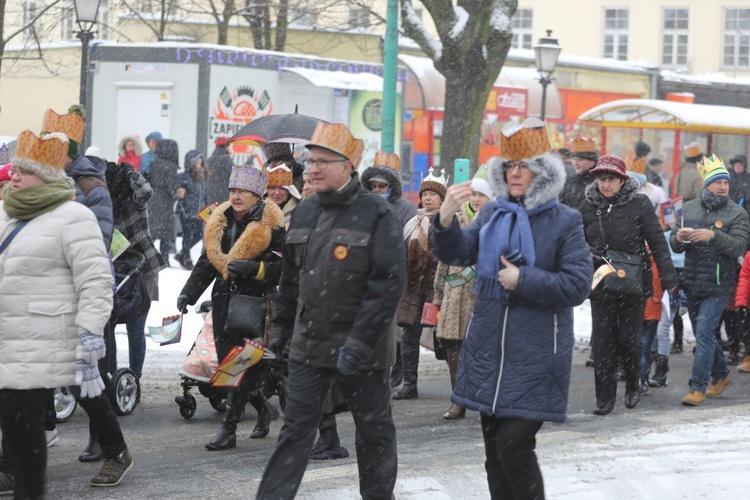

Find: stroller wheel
[178,393,197,419]
[209,393,226,413]
[55,387,78,423]
[109,368,140,416]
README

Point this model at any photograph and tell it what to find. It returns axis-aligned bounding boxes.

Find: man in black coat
[729,154,750,214]
[257,124,406,500]
[206,137,235,204]
[559,139,598,210]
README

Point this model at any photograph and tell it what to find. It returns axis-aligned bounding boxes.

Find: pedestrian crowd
[2,108,750,500]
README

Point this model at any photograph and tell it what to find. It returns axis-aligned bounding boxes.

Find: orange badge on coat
[715,220,724,229]
[617,269,626,278]
[334,245,348,260]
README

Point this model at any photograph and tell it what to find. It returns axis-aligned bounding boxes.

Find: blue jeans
[180,218,203,262]
[640,320,659,379]
[686,294,731,392]
[109,306,150,378]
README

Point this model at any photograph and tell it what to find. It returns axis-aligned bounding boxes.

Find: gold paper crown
[308,122,364,167]
[372,150,400,171]
[266,164,293,187]
[626,157,647,175]
[41,109,85,143]
[499,118,551,161]
[570,137,597,154]
[684,141,702,158]
[698,154,728,180]
[14,130,69,170]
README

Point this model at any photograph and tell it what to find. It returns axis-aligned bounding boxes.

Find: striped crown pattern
[14,130,69,170]
[309,122,364,167]
[42,109,85,143]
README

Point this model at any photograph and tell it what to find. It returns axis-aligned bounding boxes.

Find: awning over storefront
[398,54,563,119]
[280,67,384,92]
[579,98,750,135]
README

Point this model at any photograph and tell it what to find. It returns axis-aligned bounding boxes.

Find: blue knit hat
[228,165,266,196]
[699,155,730,188]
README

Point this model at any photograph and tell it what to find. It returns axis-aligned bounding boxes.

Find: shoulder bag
[225,284,268,339]
[595,210,645,296]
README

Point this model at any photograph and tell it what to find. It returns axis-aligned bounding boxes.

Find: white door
[116,87,172,152]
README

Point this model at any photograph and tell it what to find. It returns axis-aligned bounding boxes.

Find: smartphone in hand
[454,158,470,184]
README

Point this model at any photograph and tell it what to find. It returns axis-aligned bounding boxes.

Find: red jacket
[118,151,141,172]
[734,251,750,309]
[644,257,663,321]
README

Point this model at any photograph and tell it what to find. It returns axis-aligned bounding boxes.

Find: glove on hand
[79,331,106,365]
[76,360,105,399]
[267,337,287,359]
[177,294,189,313]
[738,306,749,321]
[336,346,367,377]
[227,260,260,278]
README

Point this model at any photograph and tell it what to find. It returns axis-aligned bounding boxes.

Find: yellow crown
[372,150,400,171]
[499,118,551,161]
[41,109,85,144]
[684,141,702,158]
[266,164,293,187]
[626,157,647,175]
[698,154,728,180]
[308,122,364,167]
[570,137,597,154]
[14,130,69,170]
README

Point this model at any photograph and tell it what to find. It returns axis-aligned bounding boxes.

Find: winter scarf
[404,208,437,295]
[2,178,76,220]
[700,188,729,211]
[474,196,557,299]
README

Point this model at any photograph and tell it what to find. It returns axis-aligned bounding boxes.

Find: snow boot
[389,342,403,388]
[206,390,247,450]
[648,354,669,387]
[78,438,103,462]
[393,335,419,400]
[249,392,279,439]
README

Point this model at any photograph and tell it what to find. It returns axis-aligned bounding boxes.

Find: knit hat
[699,155,731,187]
[12,130,69,183]
[570,138,598,162]
[470,164,494,200]
[41,107,85,160]
[228,165,267,196]
[634,141,651,159]
[84,146,101,159]
[589,154,628,180]
[0,163,11,183]
[266,164,293,187]
[263,142,293,164]
[419,168,447,200]
[214,136,229,148]
[627,171,647,188]
[684,141,703,162]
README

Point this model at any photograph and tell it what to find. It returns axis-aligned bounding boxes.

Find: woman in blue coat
[433,121,592,500]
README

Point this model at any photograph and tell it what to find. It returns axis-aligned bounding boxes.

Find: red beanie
[0,163,11,183]
[589,154,628,179]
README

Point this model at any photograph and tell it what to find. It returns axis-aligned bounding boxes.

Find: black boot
[390,342,403,388]
[78,439,103,462]
[310,413,349,460]
[249,392,280,439]
[393,331,419,400]
[625,390,641,409]
[649,354,669,387]
[593,401,614,416]
[206,390,247,451]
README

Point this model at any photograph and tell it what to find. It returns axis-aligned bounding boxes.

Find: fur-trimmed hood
[203,200,284,280]
[118,135,143,158]
[486,152,566,210]
[583,175,640,209]
[360,166,403,201]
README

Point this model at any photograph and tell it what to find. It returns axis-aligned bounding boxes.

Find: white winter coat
[0,201,114,389]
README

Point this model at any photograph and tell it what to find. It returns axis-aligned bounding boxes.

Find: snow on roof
[507,48,658,74]
[280,67,383,92]
[579,98,750,134]
[661,69,750,86]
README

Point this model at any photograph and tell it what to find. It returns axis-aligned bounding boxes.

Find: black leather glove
[176,294,189,313]
[336,346,367,376]
[738,306,748,321]
[267,337,287,358]
[227,260,260,278]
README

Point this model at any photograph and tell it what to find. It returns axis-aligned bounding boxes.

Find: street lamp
[73,0,102,107]
[533,30,562,121]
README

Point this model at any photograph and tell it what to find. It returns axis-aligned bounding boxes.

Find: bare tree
[401,0,517,177]
[0,0,63,78]
[119,0,180,41]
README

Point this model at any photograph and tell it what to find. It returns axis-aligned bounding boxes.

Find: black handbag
[596,211,645,296]
[225,291,267,339]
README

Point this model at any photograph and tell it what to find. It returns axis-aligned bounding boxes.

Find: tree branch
[400,0,442,62]
[3,0,61,45]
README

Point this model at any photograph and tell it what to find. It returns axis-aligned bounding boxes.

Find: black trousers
[0,388,54,498]
[481,416,545,500]
[69,387,127,459]
[591,296,646,406]
[257,361,397,500]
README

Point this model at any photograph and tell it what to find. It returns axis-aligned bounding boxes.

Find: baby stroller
[55,249,146,422]
[175,301,287,419]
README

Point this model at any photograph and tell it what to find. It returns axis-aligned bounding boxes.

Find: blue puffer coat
[433,153,592,423]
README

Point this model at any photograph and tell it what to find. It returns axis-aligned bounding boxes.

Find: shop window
[61,1,75,40]
[603,8,628,61]
[289,8,318,27]
[23,0,38,39]
[511,8,532,50]
[723,8,750,69]
[662,8,688,67]
[349,7,370,28]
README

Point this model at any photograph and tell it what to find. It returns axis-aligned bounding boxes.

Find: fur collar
[486,153,566,210]
[584,176,640,209]
[204,200,284,280]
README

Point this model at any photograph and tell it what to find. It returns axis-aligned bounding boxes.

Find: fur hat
[263,142,293,164]
[634,141,651,159]
[228,165,266,196]
[699,155,731,187]
[0,163,11,183]
[589,154,629,180]
[486,152,566,210]
[12,131,69,183]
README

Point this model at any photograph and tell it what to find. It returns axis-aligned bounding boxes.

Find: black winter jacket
[559,171,595,210]
[579,177,678,300]
[271,173,406,370]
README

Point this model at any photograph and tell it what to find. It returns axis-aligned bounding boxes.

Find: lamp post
[73,0,102,107]
[533,30,562,121]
